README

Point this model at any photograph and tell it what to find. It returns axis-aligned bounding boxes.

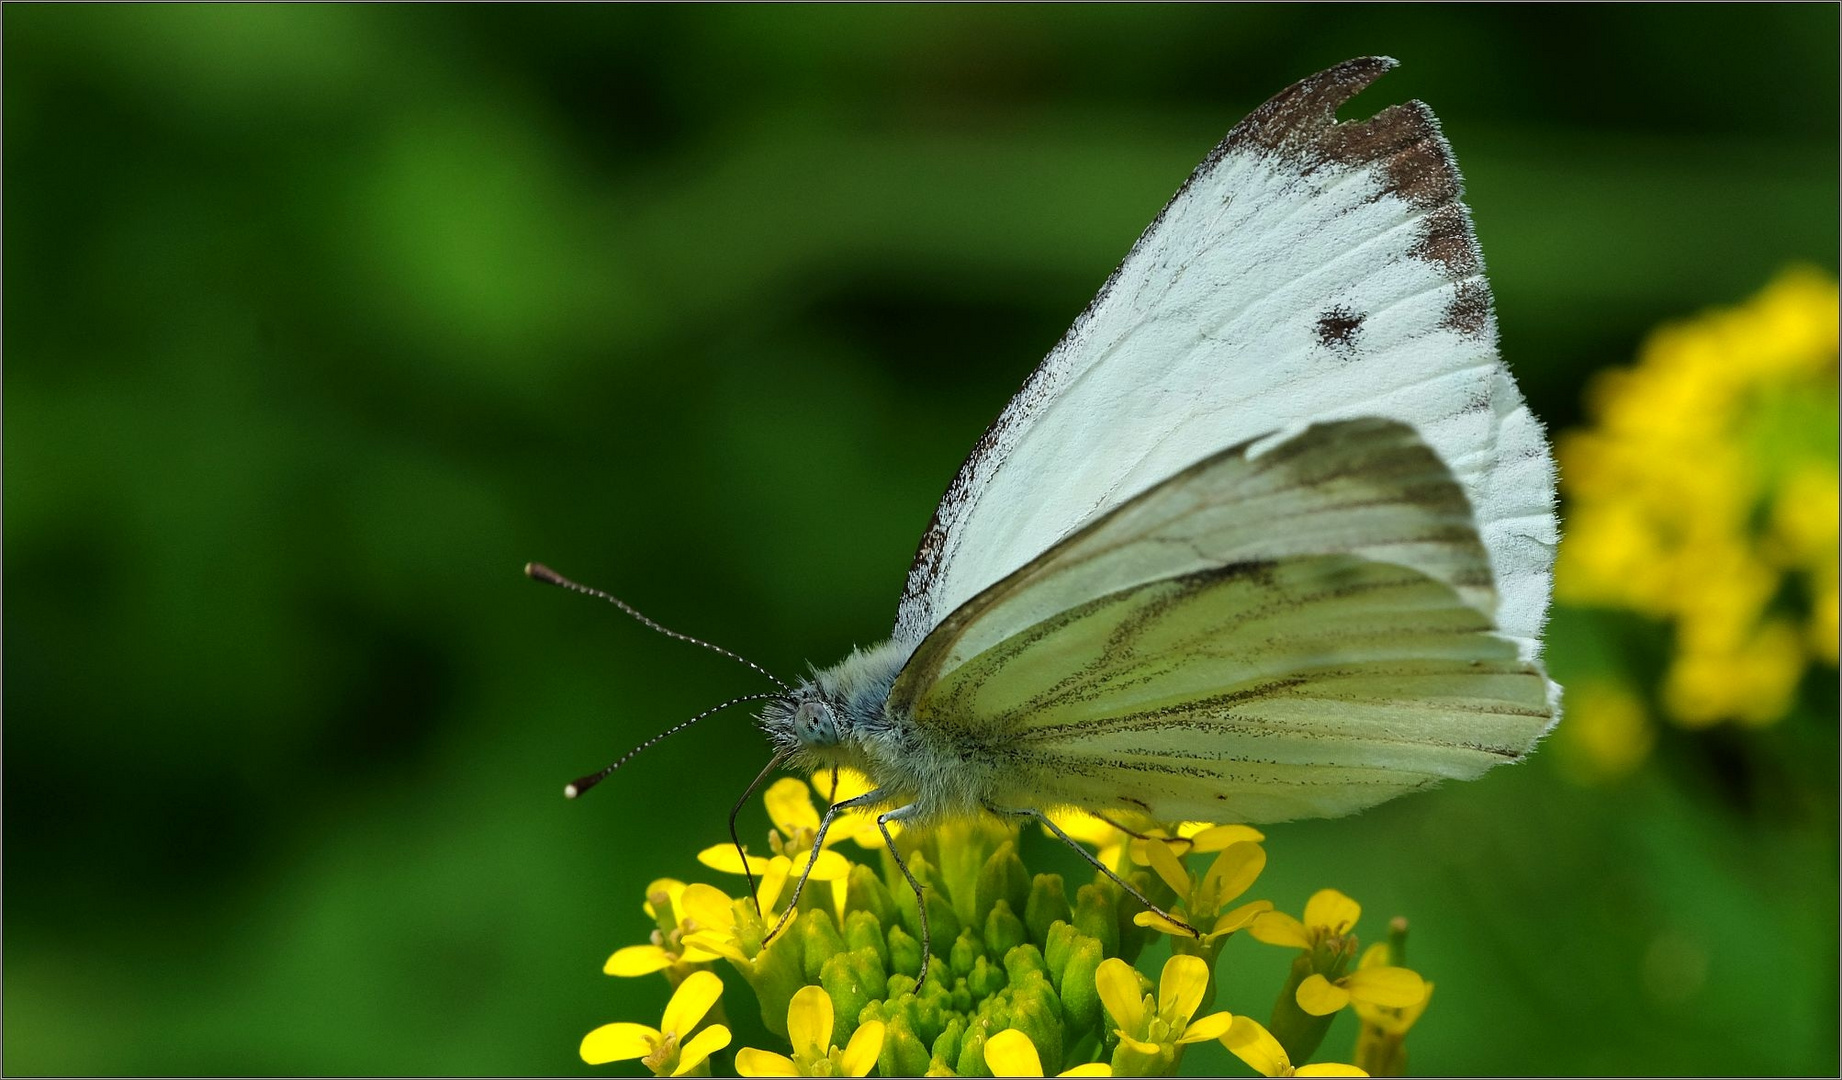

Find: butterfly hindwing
[889,418,1555,824]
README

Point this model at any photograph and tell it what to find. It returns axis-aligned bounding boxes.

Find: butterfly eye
[792,701,840,748]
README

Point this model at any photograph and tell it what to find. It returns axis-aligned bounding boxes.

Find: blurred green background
[6,6,1837,1076]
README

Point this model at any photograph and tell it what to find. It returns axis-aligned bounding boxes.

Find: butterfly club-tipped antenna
[524,562,791,693]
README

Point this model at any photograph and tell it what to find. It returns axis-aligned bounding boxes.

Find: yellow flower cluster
[580,771,1432,1076]
[1556,267,1839,771]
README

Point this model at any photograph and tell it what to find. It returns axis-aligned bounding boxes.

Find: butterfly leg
[730,753,789,918]
[874,804,932,987]
[763,787,891,945]
[1088,810,1197,856]
[990,805,1201,939]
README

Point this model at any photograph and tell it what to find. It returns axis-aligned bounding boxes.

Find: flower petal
[1094,958,1148,1034]
[790,848,853,882]
[984,1028,1047,1077]
[1357,941,1392,971]
[734,1048,800,1077]
[1184,823,1265,851]
[1158,954,1210,1027]
[1143,838,1193,897]
[756,857,792,914]
[1210,900,1273,937]
[579,1022,656,1065]
[1343,966,1427,1009]
[1296,973,1351,1016]
[1059,1065,1114,1077]
[1295,1065,1370,1077]
[787,984,834,1058]
[681,931,748,965]
[604,944,675,977]
[765,777,821,834]
[644,878,688,920]
[1048,809,1122,847]
[1132,909,1194,937]
[679,883,739,932]
[1201,842,1266,906]
[1221,1015,1289,1077]
[1177,1011,1234,1044]
[1114,1030,1164,1056]
[697,844,774,876]
[841,1020,886,1077]
[662,970,725,1036]
[1303,888,1361,935]
[674,1025,732,1076]
[1248,910,1311,949]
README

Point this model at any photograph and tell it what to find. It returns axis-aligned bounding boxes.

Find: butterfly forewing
[896,57,1557,667]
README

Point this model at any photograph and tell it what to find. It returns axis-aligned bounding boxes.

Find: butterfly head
[760,683,843,757]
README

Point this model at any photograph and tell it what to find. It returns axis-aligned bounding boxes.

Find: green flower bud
[821,945,887,1046]
[887,925,924,980]
[846,861,900,933]
[967,954,1006,1000]
[984,899,1028,958]
[843,907,890,971]
[1057,931,1105,1035]
[1025,873,1073,946]
[1043,920,1078,989]
[1002,943,1050,987]
[930,1016,965,1075]
[741,916,809,1038]
[975,839,1031,927]
[797,906,847,984]
[1006,979,1066,1077]
[1072,882,1120,957]
[878,1012,933,1079]
[956,1017,999,1079]
[949,927,986,981]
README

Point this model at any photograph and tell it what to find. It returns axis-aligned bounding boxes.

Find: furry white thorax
[758,637,1001,825]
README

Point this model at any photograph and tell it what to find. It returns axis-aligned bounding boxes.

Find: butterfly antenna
[525,562,790,691]
[563,692,784,799]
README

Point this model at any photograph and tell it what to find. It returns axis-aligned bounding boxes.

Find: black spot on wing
[1316,306,1364,356]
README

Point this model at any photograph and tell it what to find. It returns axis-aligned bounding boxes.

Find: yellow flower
[580,969,731,1075]
[1249,889,1425,1017]
[699,779,856,878]
[1096,954,1233,1074]
[1222,1015,1368,1077]
[1554,680,1656,784]
[1046,810,1134,870]
[1352,941,1434,1076]
[1554,266,1838,743]
[679,881,793,965]
[735,984,884,1077]
[1132,835,1272,941]
[603,878,722,977]
[984,1028,1113,1077]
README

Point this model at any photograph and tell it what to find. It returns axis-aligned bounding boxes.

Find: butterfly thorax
[758,637,998,824]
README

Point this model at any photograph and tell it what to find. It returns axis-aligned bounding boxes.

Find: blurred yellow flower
[1554,680,1656,783]
[580,969,731,1075]
[1222,1015,1368,1077]
[735,985,883,1077]
[1351,939,1433,1078]
[984,1028,1113,1077]
[1555,265,1838,769]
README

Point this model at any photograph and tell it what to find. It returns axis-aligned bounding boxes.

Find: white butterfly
[541,56,1559,970]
